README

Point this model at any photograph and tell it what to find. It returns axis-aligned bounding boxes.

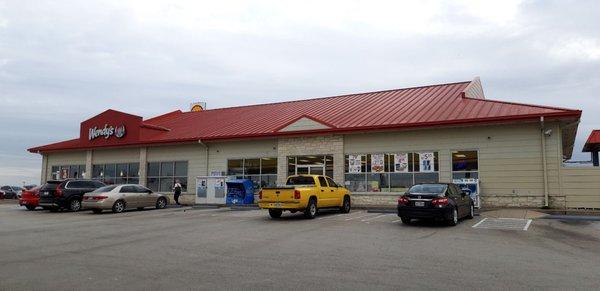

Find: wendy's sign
[80,109,142,146]
[88,124,126,140]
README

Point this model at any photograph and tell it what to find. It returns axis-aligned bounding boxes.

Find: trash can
[225,179,254,205]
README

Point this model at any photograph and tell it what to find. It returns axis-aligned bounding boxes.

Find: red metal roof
[583,130,600,152]
[29,79,582,153]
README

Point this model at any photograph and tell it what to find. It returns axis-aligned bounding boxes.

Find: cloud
[0,0,599,185]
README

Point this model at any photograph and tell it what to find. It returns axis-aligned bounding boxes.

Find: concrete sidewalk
[481,209,548,219]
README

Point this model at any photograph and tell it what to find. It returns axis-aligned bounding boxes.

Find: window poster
[348,155,363,173]
[419,152,435,172]
[394,153,409,173]
[371,154,385,173]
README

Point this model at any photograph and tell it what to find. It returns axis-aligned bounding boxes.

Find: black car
[39,180,106,212]
[397,183,474,226]
[0,186,22,199]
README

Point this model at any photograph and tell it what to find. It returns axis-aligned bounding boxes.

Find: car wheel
[401,217,411,224]
[92,209,103,214]
[304,198,318,219]
[339,196,351,214]
[112,200,125,213]
[25,205,36,211]
[268,209,282,219]
[447,208,458,226]
[155,197,167,209]
[69,198,82,212]
[466,204,474,219]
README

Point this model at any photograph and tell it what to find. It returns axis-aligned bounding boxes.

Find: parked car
[19,186,41,210]
[258,175,351,219]
[82,184,169,214]
[23,184,38,191]
[397,183,474,226]
[0,186,22,199]
[39,179,106,212]
[0,190,4,199]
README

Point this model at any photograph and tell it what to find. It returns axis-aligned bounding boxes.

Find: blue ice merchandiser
[225,179,255,205]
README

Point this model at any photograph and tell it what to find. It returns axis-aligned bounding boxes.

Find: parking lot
[1,201,600,290]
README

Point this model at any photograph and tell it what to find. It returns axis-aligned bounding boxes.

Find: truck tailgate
[261,187,296,203]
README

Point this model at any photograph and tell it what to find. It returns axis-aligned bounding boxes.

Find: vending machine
[195,176,228,204]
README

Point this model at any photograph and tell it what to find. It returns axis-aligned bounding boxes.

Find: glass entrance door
[296,165,325,175]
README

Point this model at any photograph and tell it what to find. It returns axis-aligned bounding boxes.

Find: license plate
[44,191,49,195]
[415,201,425,207]
[274,203,282,207]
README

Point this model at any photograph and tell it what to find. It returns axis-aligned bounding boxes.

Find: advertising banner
[419,152,435,172]
[371,154,385,173]
[394,153,409,173]
[453,178,481,208]
[348,155,362,173]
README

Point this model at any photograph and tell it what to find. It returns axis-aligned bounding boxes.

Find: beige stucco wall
[44,151,87,181]
[560,168,600,209]
[344,122,563,208]
[207,139,278,175]
[40,120,588,208]
[146,143,207,194]
[92,148,140,164]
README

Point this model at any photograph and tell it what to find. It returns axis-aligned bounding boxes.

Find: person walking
[173,179,182,205]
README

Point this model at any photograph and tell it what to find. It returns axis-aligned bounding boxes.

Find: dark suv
[39,180,106,212]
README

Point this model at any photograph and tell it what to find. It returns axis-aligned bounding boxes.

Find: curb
[541,215,600,221]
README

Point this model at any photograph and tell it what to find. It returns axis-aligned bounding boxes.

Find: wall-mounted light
[544,129,553,137]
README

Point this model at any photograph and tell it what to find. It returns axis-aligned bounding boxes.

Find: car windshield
[286,176,316,186]
[407,184,447,195]
[92,185,117,193]
[41,181,61,190]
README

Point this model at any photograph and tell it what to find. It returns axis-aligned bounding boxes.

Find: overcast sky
[1,0,599,186]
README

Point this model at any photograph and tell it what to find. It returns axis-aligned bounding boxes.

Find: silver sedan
[82,184,169,214]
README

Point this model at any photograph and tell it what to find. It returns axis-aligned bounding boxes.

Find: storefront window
[452,150,479,179]
[50,164,86,179]
[92,163,140,185]
[344,152,439,193]
[146,161,188,192]
[226,158,278,190]
[287,156,334,177]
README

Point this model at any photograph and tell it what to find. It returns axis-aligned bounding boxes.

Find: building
[29,77,600,208]
[583,130,600,167]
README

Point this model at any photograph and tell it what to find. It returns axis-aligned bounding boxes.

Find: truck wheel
[304,198,318,219]
[339,196,351,213]
[268,209,282,219]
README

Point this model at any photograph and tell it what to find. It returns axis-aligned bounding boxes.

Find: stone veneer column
[277,135,345,185]
[139,147,147,186]
[85,150,93,179]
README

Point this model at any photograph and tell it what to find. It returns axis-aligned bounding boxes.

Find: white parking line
[472,218,488,228]
[361,214,391,222]
[317,214,343,220]
[523,219,533,231]
[392,219,401,223]
[345,213,375,221]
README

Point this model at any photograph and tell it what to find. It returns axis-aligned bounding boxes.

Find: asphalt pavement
[1,201,599,290]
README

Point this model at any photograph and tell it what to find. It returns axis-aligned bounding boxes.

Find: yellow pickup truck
[258,175,351,219]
